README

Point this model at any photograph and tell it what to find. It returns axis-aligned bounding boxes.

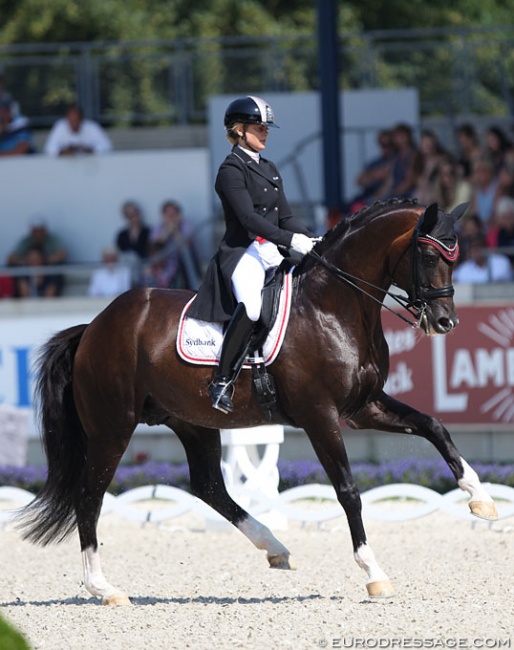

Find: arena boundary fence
[1,482,514,529]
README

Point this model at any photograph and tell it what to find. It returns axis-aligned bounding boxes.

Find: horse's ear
[449,202,469,222]
[418,203,439,234]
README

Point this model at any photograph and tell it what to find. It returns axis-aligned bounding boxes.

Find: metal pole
[316,0,344,228]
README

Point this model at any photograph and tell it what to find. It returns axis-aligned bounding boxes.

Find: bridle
[307,215,459,329]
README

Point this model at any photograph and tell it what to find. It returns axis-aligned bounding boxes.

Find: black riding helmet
[224,96,279,129]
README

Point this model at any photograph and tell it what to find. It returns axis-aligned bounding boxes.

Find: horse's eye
[423,253,439,268]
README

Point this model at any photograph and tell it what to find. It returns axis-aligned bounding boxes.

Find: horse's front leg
[349,390,498,520]
[300,408,395,598]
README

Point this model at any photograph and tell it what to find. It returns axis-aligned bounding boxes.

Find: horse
[17,199,498,605]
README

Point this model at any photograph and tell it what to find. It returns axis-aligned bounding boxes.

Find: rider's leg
[209,250,264,413]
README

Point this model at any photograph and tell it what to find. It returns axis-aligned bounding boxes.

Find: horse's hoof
[469,500,499,521]
[268,553,294,570]
[366,580,395,599]
[102,593,132,606]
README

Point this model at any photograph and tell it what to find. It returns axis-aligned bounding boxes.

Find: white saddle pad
[177,270,293,367]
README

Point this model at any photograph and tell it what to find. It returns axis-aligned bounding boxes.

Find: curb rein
[307,221,459,329]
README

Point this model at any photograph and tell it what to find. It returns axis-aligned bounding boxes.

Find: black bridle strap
[307,250,422,327]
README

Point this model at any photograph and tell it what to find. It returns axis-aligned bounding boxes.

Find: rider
[187,95,317,413]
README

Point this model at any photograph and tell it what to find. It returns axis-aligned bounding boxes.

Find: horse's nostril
[437,317,452,332]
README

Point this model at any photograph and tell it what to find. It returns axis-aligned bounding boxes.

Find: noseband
[409,219,459,303]
[307,212,459,329]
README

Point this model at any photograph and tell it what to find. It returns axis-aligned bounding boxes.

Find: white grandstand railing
[1,482,514,527]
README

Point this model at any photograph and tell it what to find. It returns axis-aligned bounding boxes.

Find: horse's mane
[293,198,420,276]
[321,198,419,248]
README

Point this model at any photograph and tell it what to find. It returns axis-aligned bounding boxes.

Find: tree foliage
[2,0,514,45]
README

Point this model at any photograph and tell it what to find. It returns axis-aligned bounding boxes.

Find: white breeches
[231,240,283,322]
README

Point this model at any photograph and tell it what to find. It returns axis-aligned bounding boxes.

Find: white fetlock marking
[237,516,289,558]
[354,543,390,584]
[82,547,123,601]
[458,458,494,504]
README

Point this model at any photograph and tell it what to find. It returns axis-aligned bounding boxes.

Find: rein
[307,221,458,329]
[307,249,422,327]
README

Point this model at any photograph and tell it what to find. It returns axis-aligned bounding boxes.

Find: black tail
[17,324,88,545]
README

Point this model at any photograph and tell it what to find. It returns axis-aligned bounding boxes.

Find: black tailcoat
[188,146,311,322]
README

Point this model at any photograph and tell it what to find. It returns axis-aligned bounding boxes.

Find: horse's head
[405,202,466,335]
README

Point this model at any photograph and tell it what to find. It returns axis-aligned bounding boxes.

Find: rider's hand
[290,233,315,256]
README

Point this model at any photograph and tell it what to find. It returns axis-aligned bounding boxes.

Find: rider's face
[242,124,269,152]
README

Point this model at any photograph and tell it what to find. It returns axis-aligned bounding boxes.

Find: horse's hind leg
[76,433,133,606]
[171,420,291,569]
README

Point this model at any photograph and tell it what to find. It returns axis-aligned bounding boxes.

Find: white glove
[290,233,315,255]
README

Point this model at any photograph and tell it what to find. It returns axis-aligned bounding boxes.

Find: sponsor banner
[383,304,514,424]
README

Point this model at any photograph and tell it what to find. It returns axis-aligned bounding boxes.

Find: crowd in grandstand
[349,121,514,284]
[2,76,514,298]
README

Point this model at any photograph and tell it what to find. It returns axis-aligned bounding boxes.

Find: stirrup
[208,380,235,414]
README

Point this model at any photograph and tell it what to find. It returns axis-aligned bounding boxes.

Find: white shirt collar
[237,144,260,164]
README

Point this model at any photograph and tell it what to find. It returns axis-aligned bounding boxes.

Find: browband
[418,234,459,262]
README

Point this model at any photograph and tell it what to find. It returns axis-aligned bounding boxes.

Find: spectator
[44,103,112,156]
[115,201,151,261]
[0,74,19,117]
[349,129,395,208]
[0,98,33,157]
[455,123,482,180]
[453,232,512,284]
[16,245,63,298]
[469,156,500,229]
[411,129,447,205]
[484,124,511,175]
[493,196,514,266]
[144,200,200,289]
[432,154,472,214]
[88,247,132,297]
[7,216,67,266]
[456,214,485,265]
[379,122,417,199]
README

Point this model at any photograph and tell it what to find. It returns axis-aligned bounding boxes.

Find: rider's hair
[226,122,243,145]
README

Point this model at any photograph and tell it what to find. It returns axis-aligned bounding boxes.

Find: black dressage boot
[208,303,256,414]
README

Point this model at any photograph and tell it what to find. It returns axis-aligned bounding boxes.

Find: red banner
[381,304,514,425]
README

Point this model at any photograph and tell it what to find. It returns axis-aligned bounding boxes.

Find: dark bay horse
[17,200,498,605]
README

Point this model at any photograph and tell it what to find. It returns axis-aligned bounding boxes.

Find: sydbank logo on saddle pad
[383,305,514,424]
[177,271,293,366]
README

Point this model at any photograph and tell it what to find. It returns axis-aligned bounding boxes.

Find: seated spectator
[349,129,395,208]
[455,123,482,180]
[432,154,472,214]
[16,246,63,298]
[115,201,151,261]
[0,98,34,157]
[7,216,67,296]
[7,216,67,266]
[142,242,175,289]
[146,199,200,290]
[453,233,512,284]
[411,129,448,205]
[469,156,500,229]
[484,124,511,175]
[44,103,112,156]
[378,122,417,200]
[457,214,485,264]
[0,74,20,118]
[493,196,514,266]
[88,247,132,297]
